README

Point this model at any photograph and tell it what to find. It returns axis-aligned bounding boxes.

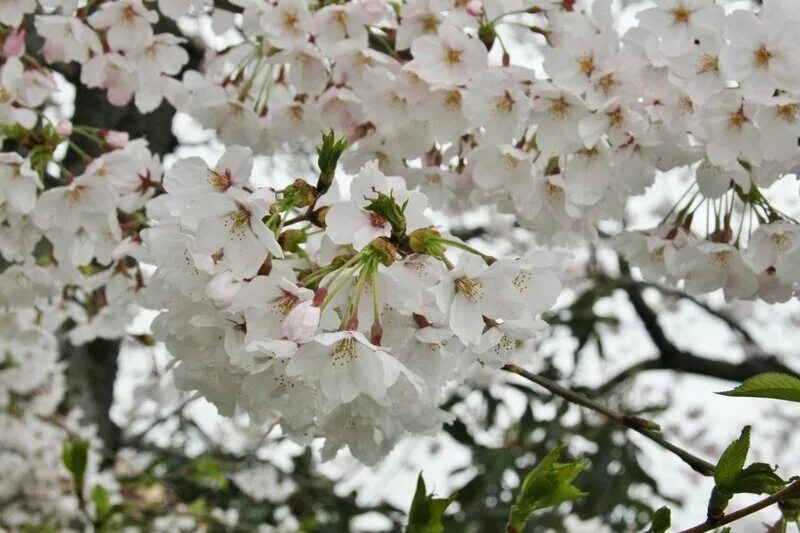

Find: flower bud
[3,27,26,58]
[278,229,307,253]
[366,237,397,266]
[408,227,446,259]
[316,130,348,195]
[283,179,317,208]
[56,121,74,137]
[103,130,129,149]
[282,300,320,343]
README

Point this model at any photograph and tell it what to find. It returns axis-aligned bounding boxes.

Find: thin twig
[678,480,800,533]
[502,364,716,476]
[127,392,200,442]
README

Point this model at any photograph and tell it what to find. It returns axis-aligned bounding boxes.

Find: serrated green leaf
[648,506,671,533]
[729,463,785,495]
[507,446,587,532]
[717,372,800,403]
[714,426,751,492]
[405,473,454,533]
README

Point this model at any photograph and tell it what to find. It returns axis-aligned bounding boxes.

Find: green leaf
[717,372,800,403]
[189,457,229,490]
[507,446,588,532]
[729,463,785,495]
[648,506,671,533]
[61,438,89,494]
[91,485,111,520]
[714,426,751,493]
[405,473,454,533]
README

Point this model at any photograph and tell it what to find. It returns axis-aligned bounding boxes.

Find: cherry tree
[2,0,800,530]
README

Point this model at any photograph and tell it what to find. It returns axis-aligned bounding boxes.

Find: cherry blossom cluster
[0,25,167,524]
[141,142,565,463]
[0,310,118,528]
[21,0,800,298]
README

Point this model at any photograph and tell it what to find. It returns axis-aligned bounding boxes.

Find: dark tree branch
[503,364,717,476]
[616,260,798,386]
[618,277,756,345]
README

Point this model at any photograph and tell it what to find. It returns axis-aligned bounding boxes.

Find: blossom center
[494,91,514,114]
[444,48,462,65]
[777,103,798,122]
[444,90,462,110]
[331,337,357,365]
[283,11,300,30]
[727,107,746,130]
[771,233,791,250]
[549,97,569,118]
[208,169,233,191]
[122,5,137,23]
[754,44,773,69]
[276,291,299,314]
[229,207,251,229]
[699,54,719,73]
[577,55,595,76]
[597,74,617,95]
[711,251,731,267]
[671,6,691,24]
[421,14,439,33]
[455,276,482,302]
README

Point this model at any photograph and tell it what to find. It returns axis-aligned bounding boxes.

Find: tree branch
[617,261,798,385]
[618,277,756,344]
[678,480,800,533]
[502,364,716,476]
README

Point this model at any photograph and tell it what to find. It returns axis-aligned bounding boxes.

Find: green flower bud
[316,130,348,195]
[366,237,397,266]
[278,228,307,253]
[408,227,446,259]
[283,179,317,208]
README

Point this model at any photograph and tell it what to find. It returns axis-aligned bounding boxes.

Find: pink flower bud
[282,300,320,343]
[103,130,129,149]
[3,28,26,58]
[466,0,483,16]
[56,121,74,137]
[206,271,242,309]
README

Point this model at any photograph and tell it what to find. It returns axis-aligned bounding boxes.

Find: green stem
[436,238,494,263]
[67,140,92,162]
[320,263,362,311]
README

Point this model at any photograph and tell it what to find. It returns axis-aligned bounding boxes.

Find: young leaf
[91,484,111,520]
[61,438,89,494]
[405,473,454,533]
[648,506,671,533]
[717,372,800,403]
[507,446,588,533]
[729,463,785,495]
[714,426,751,493]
